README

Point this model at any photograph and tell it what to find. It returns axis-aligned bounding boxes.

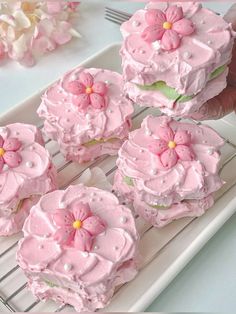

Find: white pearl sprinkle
[3,164,8,171]
[132,20,140,27]
[38,244,44,249]
[105,80,109,85]
[139,49,145,54]
[145,129,152,136]
[108,109,113,114]
[151,169,157,175]
[152,40,161,51]
[139,149,144,153]
[64,263,72,271]
[203,140,207,144]
[82,252,89,257]
[86,113,91,119]
[59,201,66,209]
[207,40,212,45]
[0,127,7,133]
[120,216,127,224]
[94,245,99,250]
[133,157,137,161]
[200,20,205,24]
[26,161,34,168]
[207,148,214,155]
[161,179,165,184]
[183,51,192,59]
[71,74,77,81]
[159,65,166,73]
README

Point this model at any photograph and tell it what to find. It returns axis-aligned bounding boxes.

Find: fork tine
[105,7,132,19]
[105,16,125,26]
[105,13,128,25]
[105,7,131,25]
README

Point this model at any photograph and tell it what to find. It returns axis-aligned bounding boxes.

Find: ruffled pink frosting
[17,184,139,312]
[0,123,57,236]
[120,2,235,96]
[116,116,224,207]
[38,68,134,163]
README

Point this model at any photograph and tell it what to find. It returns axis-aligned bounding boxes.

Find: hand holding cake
[190,4,236,120]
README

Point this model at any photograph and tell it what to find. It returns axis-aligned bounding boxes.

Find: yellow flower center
[28,14,39,24]
[168,141,176,149]
[0,148,5,157]
[21,2,35,13]
[73,220,82,229]
[85,87,93,94]
[163,21,172,30]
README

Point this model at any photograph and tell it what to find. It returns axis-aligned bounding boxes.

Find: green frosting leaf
[83,137,118,148]
[45,280,58,288]
[149,204,169,210]
[123,176,134,186]
[137,81,181,101]
[209,64,226,81]
[137,64,227,103]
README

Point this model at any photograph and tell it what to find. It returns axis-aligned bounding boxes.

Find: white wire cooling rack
[1,43,236,312]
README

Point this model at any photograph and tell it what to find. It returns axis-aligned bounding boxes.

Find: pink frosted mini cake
[0,123,57,236]
[114,115,224,227]
[38,68,134,163]
[120,2,235,117]
[17,184,139,312]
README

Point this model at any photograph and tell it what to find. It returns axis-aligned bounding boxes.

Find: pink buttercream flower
[142,5,195,50]
[0,135,22,171]
[148,125,195,169]
[53,202,105,251]
[67,72,108,110]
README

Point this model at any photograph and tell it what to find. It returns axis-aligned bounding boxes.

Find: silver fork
[105,7,131,25]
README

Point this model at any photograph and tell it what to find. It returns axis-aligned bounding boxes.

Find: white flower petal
[13,10,31,29]
[11,34,28,59]
[69,28,82,38]
[0,14,16,27]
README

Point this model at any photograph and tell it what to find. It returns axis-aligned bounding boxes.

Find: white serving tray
[0,43,236,313]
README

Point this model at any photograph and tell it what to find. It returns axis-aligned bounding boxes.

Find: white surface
[1,43,236,313]
[0,1,236,312]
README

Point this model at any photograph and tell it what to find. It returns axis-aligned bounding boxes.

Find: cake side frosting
[116,115,224,206]
[0,124,57,211]
[120,2,235,95]
[17,184,139,311]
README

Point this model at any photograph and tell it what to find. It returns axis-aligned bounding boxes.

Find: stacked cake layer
[114,115,224,227]
[120,2,235,117]
[38,68,134,163]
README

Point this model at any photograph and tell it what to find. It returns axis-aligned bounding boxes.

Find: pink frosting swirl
[116,116,224,206]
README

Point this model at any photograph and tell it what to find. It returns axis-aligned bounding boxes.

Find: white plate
[0,43,236,313]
